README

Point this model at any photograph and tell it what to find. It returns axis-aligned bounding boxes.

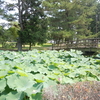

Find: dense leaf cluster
[0,50,100,99]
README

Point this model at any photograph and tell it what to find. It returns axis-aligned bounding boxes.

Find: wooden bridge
[51,38,100,53]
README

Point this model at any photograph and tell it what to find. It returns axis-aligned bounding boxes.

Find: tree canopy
[0,0,100,50]
[43,0,97,43]
[17,0,48,50]
[18,0,48,50]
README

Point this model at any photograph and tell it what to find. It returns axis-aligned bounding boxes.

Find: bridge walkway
[51,38,100,52]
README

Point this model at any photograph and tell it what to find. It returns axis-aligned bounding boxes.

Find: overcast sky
[0,0,17,24]
[6,0,17,4]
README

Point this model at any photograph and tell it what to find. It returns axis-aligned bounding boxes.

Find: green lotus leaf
[25,82,43,96]
[0,71,8,79]
[64,73,70,76]
[0,78,6,92]
[30,93,42,100]
[48,74,58,80]
[0,64,10,70]
[6,91,24,100]
[24,85,38,96]
[54,73,59,75]
[68,72,76,78]
[53,70,60,75]
[37,68,48,74]
[34,74,48,83]
[48,65,58,71]
[0,95,6,100]
[7,73,18,89]
[14,76,34,91]
[97,76,100,81]
[16,70,28,77]
[14,66,23,70]
[35,79,44,83]
[86,77,97,81]
[76,50,83,55]
[8,70,15,74]
[43,80,57,89]
[62,77,74,84]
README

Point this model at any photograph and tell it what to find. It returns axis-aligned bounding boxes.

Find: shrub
[42,81,100,100]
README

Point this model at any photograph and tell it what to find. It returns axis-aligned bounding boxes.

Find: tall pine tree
[17,0,48,50]
[43,0,97,42]
[89,2,100,38]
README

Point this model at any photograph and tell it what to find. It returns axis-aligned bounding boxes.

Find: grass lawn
[22,43,52,50]
[0,43,52,51]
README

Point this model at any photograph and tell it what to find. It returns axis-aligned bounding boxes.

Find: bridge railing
[51,38,100,50]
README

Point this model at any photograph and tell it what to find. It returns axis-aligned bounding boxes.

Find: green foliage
[43,0,97,41]
[89,2,100,37]
[18,0,48,50]
[0,0,48,51]
[0,49,100,99]
[7,22,19,40]
[0,0,5,18]
[0,23,18,49]
[0,26,10,47]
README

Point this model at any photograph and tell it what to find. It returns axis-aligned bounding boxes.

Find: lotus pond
[0,49,100,100]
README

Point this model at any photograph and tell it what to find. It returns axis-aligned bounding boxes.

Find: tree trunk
[29,42,32,50]
[17,0,23,51]
[17,37,22,51]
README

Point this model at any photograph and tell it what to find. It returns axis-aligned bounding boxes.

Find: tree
[0,0,4,15]
[43,0,97,43]
[72,0,97,39]
[7,22,19,41]
[0,0,48,51]
[0,22,19,48]
[0,26,5,46]
[89,2,100,38]
[0,26,10,48]
[17,0,48,50]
